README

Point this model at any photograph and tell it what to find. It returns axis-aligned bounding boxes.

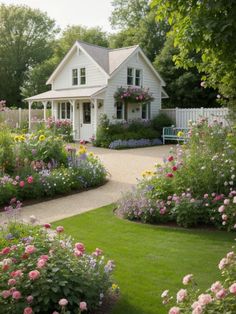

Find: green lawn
[53,204,235,314]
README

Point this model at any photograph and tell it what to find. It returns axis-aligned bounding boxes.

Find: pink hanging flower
[59,298,68,307]
[216,288,227,299]
[24,307,33,314]
[12,290,22,300]
[80,301,87,311]
[2,290,11,299]
[28,270,40,280]
[26,295,34,303]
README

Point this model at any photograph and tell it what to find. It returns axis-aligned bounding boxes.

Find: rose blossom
[27,176,33,184]
[227,251,235,259]
[203,194,208,199]
[8,279,16,286]
[210,281,223,293]
[92,248,103,257]
[222,214,228,221]
[80,301,87,311]
[198,294,212,306]
[28,270,40,280]
[218,205,225,213]
[56,226,64,233]
[19,181,25,187]
[216,288,227,299]
[172,166,178,171]
[218,257,228,270]
[176,289,187,303]
[26,295,34,303]
[182,274,193,285]
[1,247,11,254]
[75,242,85,252]
[24,307,33,314]
[59,298,68,307]
[25,245,36,254]
[166,173,174,178]
[12,290,22,300]
[2,290,11,299]
[44,223,51,229]
[169,307,180,314]
[192,305,203,314]
[229,283,236,294]
[168,156,174,162]
[11,270,23,278]
[37,259,46,268]
[224,199,230,205]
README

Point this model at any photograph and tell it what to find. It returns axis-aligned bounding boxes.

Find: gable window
[127,68,134,85]
[80,68,86,85]
[116,101,123,119]
[72,69,78,86]
[142,103,151,120]
[135,69,142,86]
[58,102,71,120]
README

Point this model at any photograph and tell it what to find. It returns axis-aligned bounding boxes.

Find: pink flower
[37,259,46,268]
[59,298,68,307]
[44,223,51,229]
[229,283,236,294]
[80,301,87,311]
[11,270,23,278]
[169,307,180,314]
[233,196,236,203]
[92,248,103,256]
[160,207,167,215]
[177,289,187,303]
[28,270,40,280]
[161,290,169,298]
[218,205,225,213]
[19,181,25,188]
[26,295,34,303]
[219,258,228,270]
[168,156,174,162]
[216,288,227,299]
[27,176,33,184]
[222,214,228,221]
[1,247,11,254]
[74,249,83,257]
[2,290,11,299]
[56,226,64,233]
[24,307,33,314]
[166,173,174,178]
[224,199,230,205]
[192,305,203,314]
[8,279,16,286]
[210,281,223,293]
[198,294,212,306]
[203,194,208,199]
[172,166,178,171]
[39,255,49,261]
[12,290,22,300]
[227,251,235,259]
[25,245,36,254]
[75,242,85,253]
[183,274,193,285]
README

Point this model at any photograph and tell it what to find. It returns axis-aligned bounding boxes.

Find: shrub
[151,113,173,133]
[0,222,115,314]
[0,127,15,174]
[163,248,236,314]
[46,118,73,143]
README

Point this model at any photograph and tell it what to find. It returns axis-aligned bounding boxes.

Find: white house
[25,41,167,141]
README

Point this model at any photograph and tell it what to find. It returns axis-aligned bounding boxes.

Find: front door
[80,102,93,141]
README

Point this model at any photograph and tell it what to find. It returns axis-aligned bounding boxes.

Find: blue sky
[1,0,114,32]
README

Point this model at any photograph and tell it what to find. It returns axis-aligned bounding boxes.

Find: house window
[142,103,151,120]
[72,69,78,86]
[58,102,71,119]
[135,69,142,86]
[83,102,91,124]
[116,101,123,119]
[80,68,86,85]
[127,68,134,85]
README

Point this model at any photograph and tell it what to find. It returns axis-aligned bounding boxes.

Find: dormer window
[127,68,134,85]
[72,69,78,86]
[80,68,86,85]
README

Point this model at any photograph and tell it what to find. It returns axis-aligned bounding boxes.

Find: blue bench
[162,127,189,144]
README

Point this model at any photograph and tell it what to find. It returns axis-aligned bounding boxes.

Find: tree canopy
[151,0,236,108]
[0,4,58,106]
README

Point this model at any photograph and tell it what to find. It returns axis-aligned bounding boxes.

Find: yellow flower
[111,284,119,291]
[39,135,46,142]
[142,170,154,177]
[89,152,94,157]
[20,135,26,142]
[177,131,184,137]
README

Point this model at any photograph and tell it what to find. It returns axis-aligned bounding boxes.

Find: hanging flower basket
[114,86,154,104]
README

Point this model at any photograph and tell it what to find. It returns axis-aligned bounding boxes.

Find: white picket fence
[0,109,47,128]
[160,107,229,128]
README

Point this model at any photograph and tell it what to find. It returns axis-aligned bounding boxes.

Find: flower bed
[109,138,162,149]
[116,119,236,231]
[0,220,116,314]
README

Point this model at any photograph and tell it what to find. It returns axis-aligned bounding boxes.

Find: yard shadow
[111,296,155,314]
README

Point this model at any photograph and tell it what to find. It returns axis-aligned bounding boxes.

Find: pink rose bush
[162,248,236,313]
[116,120,236,230]
[0,222,115,314]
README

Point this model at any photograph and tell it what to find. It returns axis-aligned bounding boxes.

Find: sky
[0,0,115,32]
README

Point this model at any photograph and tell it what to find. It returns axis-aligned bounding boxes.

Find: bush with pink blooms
[0,222,115,314]
[162,248,236,314]
[46,118,73,143]
[116,120,236,230]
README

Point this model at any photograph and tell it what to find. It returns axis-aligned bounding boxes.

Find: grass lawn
[53,204,235,314]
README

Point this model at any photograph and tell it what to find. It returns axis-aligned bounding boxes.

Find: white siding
[53,49,107,90]
[104,52,162,121]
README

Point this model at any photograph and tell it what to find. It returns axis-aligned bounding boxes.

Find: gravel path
[0,145,171,224]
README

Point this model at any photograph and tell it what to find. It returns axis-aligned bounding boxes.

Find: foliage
[94,114,161,148]
[154,37,218,108]
[117,120,236,230]
[46,118,73,143]
[151,112,173,133]
[151,0,236,109]
[0,127,15,175]
[163,248,236,314]
[0,222,114,314]
[0,100,10,112]
[114,86,154,104]
[0,4,58,106]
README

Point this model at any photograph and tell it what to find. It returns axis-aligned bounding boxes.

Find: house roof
[25,86,106,102]
[46,41,165,86]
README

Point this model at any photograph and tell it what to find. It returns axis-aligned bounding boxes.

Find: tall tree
[154,37,218,108]
[22,25,109,98]
[0,4,58,106]
[151,0,236,108]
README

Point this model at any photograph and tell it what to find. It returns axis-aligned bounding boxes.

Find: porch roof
[25,86,106,102]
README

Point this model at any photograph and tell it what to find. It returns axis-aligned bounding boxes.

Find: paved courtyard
[1,145,171,224]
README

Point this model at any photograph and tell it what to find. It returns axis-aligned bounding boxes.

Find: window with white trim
[127,68,134,85]
[135,69,142,86]
[57,102,71,120]
[80,68,86,85]
[142,103,151,120]
[127,67,142,86]
[72,69,78,86]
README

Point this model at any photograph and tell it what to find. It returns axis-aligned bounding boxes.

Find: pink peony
[19,181,25,188]
[11,270,23,278]
[218,257,228,270]
[92,248,103,256]
[37,259,46,268]
[218,205,225,213]
[25,245,36,254]
[12,290,22,300]
[75,242,85,252]
[210,281,223,293]
[74,249,83,257]
[80,301,87,311]
[192,305,203,314]
[8,279,16,286]
[177,289,187,303]
[227,251,235,259]
[203,194,208,199]
[26,295,34,303]
[2,290,11,299]
[39,255,49,261]
[222,214,228,221]
[59,298,68,307]
[56,226,64,233]
[24,307,33,314]
[169,307,180,314]
[27,176,33,184]
[44,223,51,229]
[229,283,236,294]
[216,288,227,299]
[28,270,40,280]
[183,274,193,285]
[198,294,212,306]
[224,199,230,205]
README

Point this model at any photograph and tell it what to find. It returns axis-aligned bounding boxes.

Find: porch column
[51,100,54,119]
[69,99,76,140]
[94,98,98,135]
[28,101,32,130]
[42,101,47,121]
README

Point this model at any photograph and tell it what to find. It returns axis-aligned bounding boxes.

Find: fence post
[18,108,22,128]
[201,107,204,116]
[176,107,178,127]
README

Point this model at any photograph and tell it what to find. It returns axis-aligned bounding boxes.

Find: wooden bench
[162,127,189,144]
